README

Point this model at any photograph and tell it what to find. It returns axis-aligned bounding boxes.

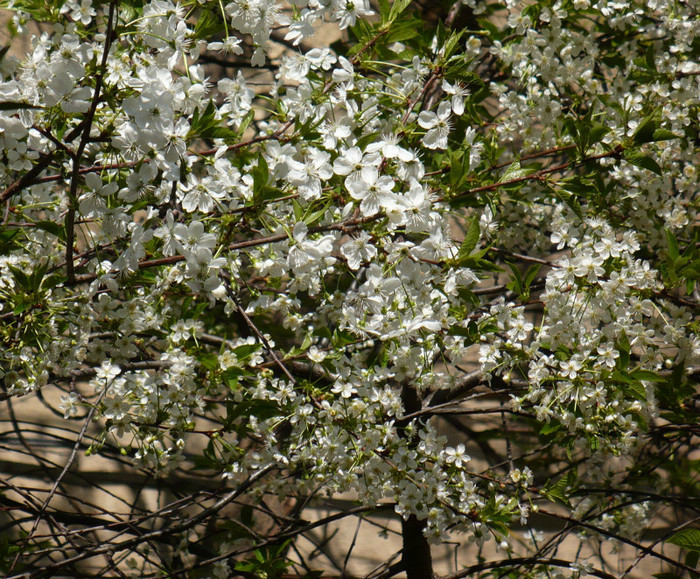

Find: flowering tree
[0,0,699,576]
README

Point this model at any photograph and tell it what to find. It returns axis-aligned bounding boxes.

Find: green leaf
[256,185,287,203]
[303,202,330,226]
[377,0,390,23]
[665,229,680,260]
[651,128,678,141]
[540,422,562,437]
[618,331,630,354]
[501,160,536,182]
[477,17,501,41]
[624,151,662,176]
[554,187,584,221]
[8,265,30,290]
[187,100,238,141]
[628,68,657,83]
[449,151,465,187]
[632,115,657,144]
[222,367,245,390]
[587,124,611,146]
[563,117,579,145]
[34,220,65,239]
[388,0,413,22]
[505,261,522,295]
[559,176,595,196]
[645,43,657,72]
[348,20,373,55]
[442,29,465,61]
[523,263,542,289]
[463,257,503,273]
[666,529,700,553]
[610,369,631,384]
[457,213,481,261]
[542,475,572,507]
[237,110,255,137]
[0,227,21,250]
[620,381,647,402]
[616,331,631,369]
[252,154,270,196]
[198,352,219,371]
[227,399,280,422]
[630,369,665,383]
[194,8,224,39]
[234,343,262,361]
[292,199,303,222]
[41,273,65,290]
[27,262,48,294]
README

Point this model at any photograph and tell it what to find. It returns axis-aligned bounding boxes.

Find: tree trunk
[401,514,433,579]
[399,382,433,579]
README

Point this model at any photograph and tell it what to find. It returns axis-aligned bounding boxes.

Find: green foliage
[188,100,238,141]
[542,470,577,508]
[667,529,700,553]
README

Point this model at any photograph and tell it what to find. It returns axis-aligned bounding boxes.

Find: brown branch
[619,515,700,578]
[63,2,118,284]
[535,508,700,576]
[0,151,58,204]
[446,145,625,202]
[491,144,577,170]
[160,503,396,577]
[223,280,299,388]
[8,380,106,573]
[440,557,616,579]
[69,214,377,284]
[27,465,277,578]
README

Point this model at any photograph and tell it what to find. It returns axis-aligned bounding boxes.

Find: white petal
[422,128,447,150]
[417,111,437,129]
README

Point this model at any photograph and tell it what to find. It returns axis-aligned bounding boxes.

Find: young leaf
[652,129,678,141]
[523,263,542,289]
[624,151,662,176]
[587,124,611,146]
[632,115,657,144]
[457,213,481,261]
[505,261,523,295]
[501,160,536,182]
[34,220,65,239]
[666,528,700,553]
[377,0,390,23]
[542,475,572,507]
[665,229,680,260]
[8,265,30,290]
[237,110,255,137]
[253,154,270,196]
[388,0,413,23]
[194,8,224,39]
